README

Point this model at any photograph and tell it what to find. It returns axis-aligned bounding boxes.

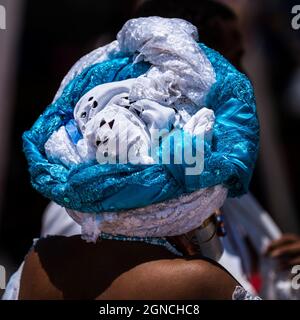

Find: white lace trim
[118,17,215,106]
[67,185,228,242]
[232,286,262,300]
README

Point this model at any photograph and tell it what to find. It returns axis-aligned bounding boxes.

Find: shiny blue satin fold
[23,44,259,213]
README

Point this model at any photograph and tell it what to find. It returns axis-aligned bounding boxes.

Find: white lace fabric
[67,185,228,242]
[232,286,262,300]
[118,17,216,106]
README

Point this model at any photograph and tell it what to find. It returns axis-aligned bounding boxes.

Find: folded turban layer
[23,17,259,239]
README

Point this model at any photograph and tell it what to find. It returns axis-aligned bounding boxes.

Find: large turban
[23,17,259,240]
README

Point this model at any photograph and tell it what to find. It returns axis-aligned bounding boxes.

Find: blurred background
[0,0,300,292]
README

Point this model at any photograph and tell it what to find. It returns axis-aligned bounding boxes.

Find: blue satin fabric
[23,44,259,213]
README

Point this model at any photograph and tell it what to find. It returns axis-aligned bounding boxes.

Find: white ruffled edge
[67,185,228,242]
[232,286,262,300]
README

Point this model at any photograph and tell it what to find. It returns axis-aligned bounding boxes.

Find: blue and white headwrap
[23,17,259,241]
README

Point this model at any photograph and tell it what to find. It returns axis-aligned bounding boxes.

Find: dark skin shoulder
[19,236,239,300]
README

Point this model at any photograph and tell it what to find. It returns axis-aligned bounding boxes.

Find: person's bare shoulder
[18,236,239,300]
[98,258,239,300]
[19,235,100,300]
[19,246,62,300]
